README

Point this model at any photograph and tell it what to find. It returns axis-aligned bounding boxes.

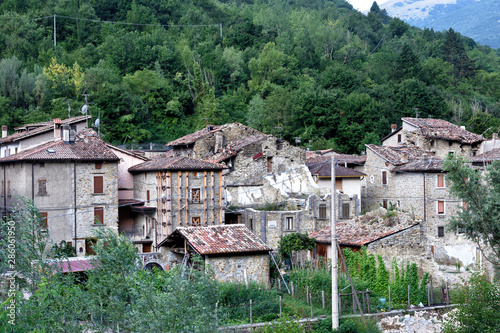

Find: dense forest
[0,0,499,153]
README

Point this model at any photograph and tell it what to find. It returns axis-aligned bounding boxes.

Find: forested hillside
[0,0,499,153]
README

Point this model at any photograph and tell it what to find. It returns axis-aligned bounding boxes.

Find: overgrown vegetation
[0,0,498,152]
[278,233,316,260]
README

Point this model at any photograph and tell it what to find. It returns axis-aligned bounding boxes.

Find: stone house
[361,118,487,274]
[0,127,119,256]
[127,155,226,255]
[158,224,271,286]
[0,115,90,158]
[166,123,315,207]
[306,155,366,218]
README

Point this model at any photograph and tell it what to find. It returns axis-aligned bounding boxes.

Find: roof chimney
[391,124,397,133]
[460,125,466,130]
[54,118,62,139]
[2,125,7,138]
[62,125,71,143]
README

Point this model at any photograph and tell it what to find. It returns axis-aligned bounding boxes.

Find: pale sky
[347,0,390,12]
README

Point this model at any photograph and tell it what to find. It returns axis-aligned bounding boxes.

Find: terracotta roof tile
[0,115,90,144]
[402,117,484,144]
[0,129,119,162]
[366,144,428,165]
[392,156,444,172]
[471,148,500,164]
[161,224,272,255]
[48,257,96,273]
[166,125,222,146]
[128,155,226,172]
[306,158,366,177]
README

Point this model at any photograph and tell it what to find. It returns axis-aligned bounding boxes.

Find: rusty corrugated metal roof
[162,224,272,255]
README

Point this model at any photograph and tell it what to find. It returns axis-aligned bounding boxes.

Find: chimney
[53,118,62,139]
[2,125,7,138]
[391,124,397,133]
[215,132,225,153]
[460,125,466,130]
[422,153,429,161]
[62,125,70,143]
[493,133,498,140]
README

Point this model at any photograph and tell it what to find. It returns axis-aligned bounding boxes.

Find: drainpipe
[31,163,34,201]
[74,163,77,253]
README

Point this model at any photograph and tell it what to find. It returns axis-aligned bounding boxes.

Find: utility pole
[53,14,57,49]
[331,156,339,329]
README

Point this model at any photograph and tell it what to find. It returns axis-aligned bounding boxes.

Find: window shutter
[438,201,445,214]
[40,212,48,229]
[94,176,103,194]
[437,174,444,187]
[382,171,387,185]
[94,207,104,224]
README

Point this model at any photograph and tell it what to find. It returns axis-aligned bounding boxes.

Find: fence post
[279,296,282,318]
[388,286,391,311]
[215,302,218,327]
[278,278,281,291]
[322,290,325,309]
[408,285,411,309]
[291,281,295,298]
[306,285,310,304]
[250,299,253,324]
[310,296,313,319]
[366,289,370,313]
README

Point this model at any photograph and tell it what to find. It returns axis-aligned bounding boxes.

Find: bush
[313,317,381,333]
[443,271,500,333]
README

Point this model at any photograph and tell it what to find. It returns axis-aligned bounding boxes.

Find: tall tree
[442,28,477,81]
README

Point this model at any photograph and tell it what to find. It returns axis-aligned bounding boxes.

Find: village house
[127,154,226,257]
[0,127,119,256]
[361,118,486,275]
[166,123,316,208]
[158,224,271,286]
[0,115,90,158]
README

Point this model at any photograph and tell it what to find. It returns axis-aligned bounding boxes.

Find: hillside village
[1,115,497,284]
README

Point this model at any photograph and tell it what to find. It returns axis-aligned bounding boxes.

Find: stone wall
[206,254,270,287]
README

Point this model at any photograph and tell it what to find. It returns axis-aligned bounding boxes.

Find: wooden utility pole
[331,156,339,329]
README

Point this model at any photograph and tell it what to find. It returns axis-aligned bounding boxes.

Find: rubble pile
[379,309,454,333]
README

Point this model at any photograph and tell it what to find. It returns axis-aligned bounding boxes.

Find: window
[267,157,272,172]
[382,200,388,209]
[191,188,201,203]
[93,176,103,194]
[448,141,453,147]
[249,218,253,231]
[40,162,45,168]
[471,151,477,157]
[437,174,445,188]
[397,134,402,143]
[438,226,445,237]
[430,140,435,147]
[437,200,445,215]
[192,217,201,226]
[381,171,388,185]
[342,203,350,219]
[286,217,293,230]
[39,212,48,229]
[448,151,454,156]
[94,207,104,224]
[319,204,327,219]
[146,190,150,203]
[95,162,102,169]
[143,243,151,253]
[38,179,47,196]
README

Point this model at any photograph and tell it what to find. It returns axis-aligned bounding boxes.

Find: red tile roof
[0,129,119,162]
[392,156,444,172]
[159,224,272,255]
[402,118,484,144]
[366,144,428,166]
[167,125,222,146]
[128,155,226,173]
[0,115,90,144]
[471,148,500,164]
[309,223,419,247]
[48,257,96,273]
[207,135,268,163]
[307,158,366,177]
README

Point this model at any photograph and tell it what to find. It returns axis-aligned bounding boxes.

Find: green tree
[442,28,477,81]
[443,155,500,265]
[278,232,316,260]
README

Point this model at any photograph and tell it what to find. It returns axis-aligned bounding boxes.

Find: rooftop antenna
[67,100,71,118]
[95,112,101,137]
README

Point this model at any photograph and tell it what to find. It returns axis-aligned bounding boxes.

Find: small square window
[249,218,253,231]
[438,226,445,237]
[95,162,102,169]
[286,217,293,230]
[191,188,201,203]
[437,201,445,215]
[319,204,327,219]
[192,217,201,226]
[397,134,402,143]
[382,171,388,185]
[38,179,47,196]
[437,174,445,188]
